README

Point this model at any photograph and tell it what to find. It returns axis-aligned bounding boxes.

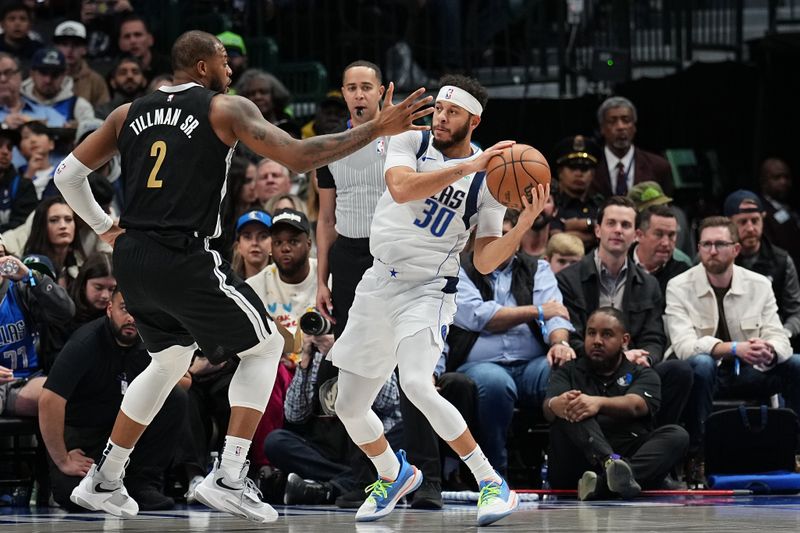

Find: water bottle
[0,259,19,276]
[540,454,550,490]
[208,451,219,473]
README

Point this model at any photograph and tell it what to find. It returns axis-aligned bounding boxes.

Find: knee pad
[229,334,282,412]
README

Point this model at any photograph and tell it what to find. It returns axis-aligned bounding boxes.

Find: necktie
[615,161,628,196]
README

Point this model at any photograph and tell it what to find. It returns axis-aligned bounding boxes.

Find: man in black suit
[556,196,692,428]
[759,157,800,269]
[591,97,673,198]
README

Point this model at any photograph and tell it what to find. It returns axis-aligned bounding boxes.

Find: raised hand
[375,83,434,136]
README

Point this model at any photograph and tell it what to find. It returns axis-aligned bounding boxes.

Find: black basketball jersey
[117,83,233,237]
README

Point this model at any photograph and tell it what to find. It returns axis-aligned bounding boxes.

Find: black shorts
[113,230,272,362]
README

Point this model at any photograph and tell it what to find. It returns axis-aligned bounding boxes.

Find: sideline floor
[2,496,800,532]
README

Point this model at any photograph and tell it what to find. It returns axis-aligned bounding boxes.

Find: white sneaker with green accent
[476,474,518,526]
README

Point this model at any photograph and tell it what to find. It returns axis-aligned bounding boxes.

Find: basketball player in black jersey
[54,30,432,522]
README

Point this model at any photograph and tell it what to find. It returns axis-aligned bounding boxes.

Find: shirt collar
[605,145,634,170]
[594,248,629,279]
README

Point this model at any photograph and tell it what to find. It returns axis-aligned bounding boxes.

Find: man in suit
[557,196,692,428]
[759,157,800,268]
[591,96,673,198]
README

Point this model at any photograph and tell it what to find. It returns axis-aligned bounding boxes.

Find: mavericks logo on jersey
[128,107,201,138]
[413,185,466,237]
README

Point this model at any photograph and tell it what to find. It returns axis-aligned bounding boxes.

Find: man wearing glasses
[0,53,66,129]
[665,216,800,478]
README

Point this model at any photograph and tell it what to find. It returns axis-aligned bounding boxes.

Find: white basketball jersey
[369,130,505,280]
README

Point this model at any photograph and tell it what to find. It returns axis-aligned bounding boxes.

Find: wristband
[25,269,37,287]
[731,341,737,356]
[537,305,548,337]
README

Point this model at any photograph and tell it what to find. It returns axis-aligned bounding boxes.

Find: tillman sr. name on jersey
[128,107,200,138]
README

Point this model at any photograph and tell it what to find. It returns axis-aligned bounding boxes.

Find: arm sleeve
[474,184,505,239]
[316,165,336,189]
[383,131,421,172]
[54,153,113,234]
[532,260,575,335]
[453,267,501,332]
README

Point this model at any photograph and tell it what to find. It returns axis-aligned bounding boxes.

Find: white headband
[436,85,483,117]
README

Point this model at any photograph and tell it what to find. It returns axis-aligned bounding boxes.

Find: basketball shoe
[193,458,278,523]
[355,449,422,522]
[476,474,519,526]
[70,463,139,517]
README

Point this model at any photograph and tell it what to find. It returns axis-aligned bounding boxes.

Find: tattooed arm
[213,83,432,174]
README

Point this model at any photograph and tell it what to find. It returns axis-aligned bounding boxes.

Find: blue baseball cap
[236,210,272,234]
[723,189,764,216]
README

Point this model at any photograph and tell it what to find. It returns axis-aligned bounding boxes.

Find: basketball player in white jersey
[329,74,548,526]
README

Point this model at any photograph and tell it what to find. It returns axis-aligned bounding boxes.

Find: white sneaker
[70,464,139,518]
[193,459,278,523]
[184,475,205,504]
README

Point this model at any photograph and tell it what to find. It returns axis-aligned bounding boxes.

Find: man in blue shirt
[448,212,575,473]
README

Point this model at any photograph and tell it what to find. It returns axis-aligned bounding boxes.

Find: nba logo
[167,95,174,102]
[445,88,454,99]
[376,139,385,154]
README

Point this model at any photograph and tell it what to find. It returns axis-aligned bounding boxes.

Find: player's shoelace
[364,479,392,503]
[241,476,263,503]
[478,482,501,506]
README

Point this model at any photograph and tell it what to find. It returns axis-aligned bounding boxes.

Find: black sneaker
[127,485,175,511]
[257,466,288,504]
[335,487,367,509]
[284,473,335,505]
[409,479,442,509]
[604,458,641,499]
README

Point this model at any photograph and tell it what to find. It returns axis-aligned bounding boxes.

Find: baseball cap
[553,135,599,167]
[628,181,673,211]
[271,208,310,234]
[31,47,66,72]
[217,31,247,57]
[723,189,764,216]
[22,254,56,279]
[236,210,272,234]
[0,124,20,146]
[53,21,87,42]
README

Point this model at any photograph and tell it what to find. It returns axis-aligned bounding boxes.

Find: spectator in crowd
[0,236,74,417]
[94,55,146,120]
[301,90,349,139]
[519,191,557,258]
[631,205,691,298]
[264,193,306,218]
[244,208,315,471]
[543,307,689,499]
[214,156,260,261]
[79,0,133,63]
[0,127,36,233]
[0,2,42,64]
[21,47,95,127]
[627,180,694,259]
[550,135,604,250]
[0,52,65,130]
[759,157,800,268]
[591,96,673,198]
[23,195,86,288]
[116,14,171,82]
[146,73,172,93]
[256,158,292,207]
[67,251,114,334]
[39,288,185,511]
[664,216,800,475]
[724,190,800,349]
[557,196,692,427]
[231,210,272,280]
[447,212,575,475]
[544,232,584,275]
[53,20,109,109]
[235,68,299,138]
[18,120,58,199]
[216,31,248,89]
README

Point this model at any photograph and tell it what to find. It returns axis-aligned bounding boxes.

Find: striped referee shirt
[317,136,388,239]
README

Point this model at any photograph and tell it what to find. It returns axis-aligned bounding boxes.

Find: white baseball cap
[54,21,87,42]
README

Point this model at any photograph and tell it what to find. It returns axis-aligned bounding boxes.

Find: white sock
[461,445,502,485]
[369,445,400,481]
[96,440,133,480]
[220,435,251,479]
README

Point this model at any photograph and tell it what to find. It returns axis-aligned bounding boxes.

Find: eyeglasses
[0,69,19,79]
[698,240,735,251]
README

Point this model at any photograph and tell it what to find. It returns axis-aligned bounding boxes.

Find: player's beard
[432,120,470,151]
[208,73,228,94]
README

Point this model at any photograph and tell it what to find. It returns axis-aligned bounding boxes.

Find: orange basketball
[485,144,551,210]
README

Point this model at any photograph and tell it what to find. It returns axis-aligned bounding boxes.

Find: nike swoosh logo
[215,477,240,491]
[644,391,653,398]
[94,483,117,493]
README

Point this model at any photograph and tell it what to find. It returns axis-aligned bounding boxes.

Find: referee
[315,60,449,510]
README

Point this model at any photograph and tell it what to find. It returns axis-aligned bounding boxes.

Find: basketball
[485,144,551,210]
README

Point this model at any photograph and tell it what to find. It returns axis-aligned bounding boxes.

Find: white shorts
[329,260,458,379]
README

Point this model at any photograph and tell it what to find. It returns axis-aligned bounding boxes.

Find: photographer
[245,208,328,471]
[0,239,75,417]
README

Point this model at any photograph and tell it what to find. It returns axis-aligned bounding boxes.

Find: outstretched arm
[220,83,433,174]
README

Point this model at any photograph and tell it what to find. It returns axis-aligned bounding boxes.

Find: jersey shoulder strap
[415,130,430,160]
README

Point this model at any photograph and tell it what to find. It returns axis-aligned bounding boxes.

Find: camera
[299,308,333,336]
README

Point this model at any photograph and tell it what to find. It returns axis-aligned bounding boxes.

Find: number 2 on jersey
[146,140,167,188]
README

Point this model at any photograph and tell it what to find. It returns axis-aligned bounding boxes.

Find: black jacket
[556,252,666,363]
[629,245,691,303]
[0,165,37,233]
